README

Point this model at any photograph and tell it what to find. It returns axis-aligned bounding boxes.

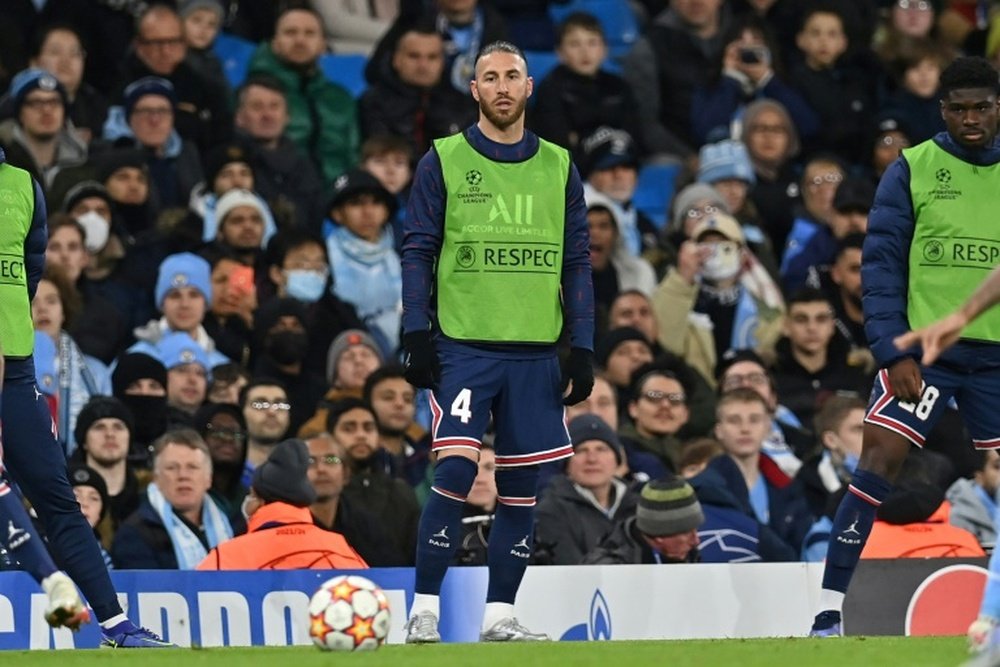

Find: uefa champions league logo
[559,589,612,641]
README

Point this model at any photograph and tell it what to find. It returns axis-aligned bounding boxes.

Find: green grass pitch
[1,637,972,667]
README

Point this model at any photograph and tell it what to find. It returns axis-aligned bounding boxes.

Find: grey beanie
[251,438,317,507]
[326,329,383,380]
[669,183,730,234]
[636,477,704,537]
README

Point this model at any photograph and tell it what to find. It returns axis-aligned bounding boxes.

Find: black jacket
[582,516,700,564]
[342,463,421,566]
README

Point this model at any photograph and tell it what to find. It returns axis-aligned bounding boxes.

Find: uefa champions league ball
[308,575,391,651]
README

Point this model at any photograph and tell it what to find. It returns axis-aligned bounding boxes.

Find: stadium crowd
[1,0,999,570]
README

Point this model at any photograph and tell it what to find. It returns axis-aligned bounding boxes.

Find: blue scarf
[147,483,234,570]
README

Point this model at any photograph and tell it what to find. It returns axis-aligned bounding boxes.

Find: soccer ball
[308,575,391,651]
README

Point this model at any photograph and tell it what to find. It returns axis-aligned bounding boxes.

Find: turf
[1,637,971,667]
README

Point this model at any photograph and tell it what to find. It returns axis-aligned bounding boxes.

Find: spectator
[607,290,659,354]
[536,414,638,564]
[696,139,780,280]
[595,326,653,399]
[306,432,405,566]
[193,402,250,516]
[30,265,110,457]
[211,188,274,270]
[579,127,657,256]
[363,366,431,495]
[104,76,205,211]
[740,99,801,252]
[359,24,476,157]
[325,169,402,356]
[653,211,784,383]
[565,375,619,431]
[653,181,731,278]
[51,194,134,363]
[68,464,113,569]
[624,0,731,161]
[299,329,384,437]
[530,13,644,155]
[158,331,212,419]
[778,154,845,293]
[197,438,368,569]
[111,429,235,570]
[808,233,869,363]
[771,288,870,429]
[263,229,365,369]
[797,394,865,519]
[251,297,329,435]
[201,247,255,366]
[787,4,879,164]
[452,444,498,566]
[133,252,229,367]
[241,378,292,472]
[233,74,325,232]
[328,397,421,565]
[366,0,508,96]
[178,0,229,94]
[691,14,819,145]
[947,450,1000,552]
[619,366,692,477]
[866,113,912,186]
[882,38,949,143]
[69,397,147,532]
[116,3,231,153]
[0,68,87,204]
[361,135,414,252]
[708,387,813,555]
[313,0,397,55]
[783,175,872,294]
[583,477,704,564]
[585,190,657,317]
[206,362,250,406]
[248,7,359,182]
[111,352,171,459]
[717,348,811,472]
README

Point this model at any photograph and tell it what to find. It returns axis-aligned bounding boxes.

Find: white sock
[482,602,515,631]
[818,589,845,614]
[99,613,129,630]
[410,593,439,619]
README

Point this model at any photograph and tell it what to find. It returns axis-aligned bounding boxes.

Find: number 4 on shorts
[451,388,472,424]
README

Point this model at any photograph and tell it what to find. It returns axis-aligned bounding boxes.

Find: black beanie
[202,141,255,189]
[595,326,649,368]
[67,464,110,521]
[251,438,317,507]
[112,352,168,399]
[74,396,134,450]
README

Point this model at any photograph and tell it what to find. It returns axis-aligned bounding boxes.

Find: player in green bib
[809,57,1000,641]
[400,41,595,643]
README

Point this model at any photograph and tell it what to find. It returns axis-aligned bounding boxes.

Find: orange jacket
[861,501,986,559]
[196,502,369,570]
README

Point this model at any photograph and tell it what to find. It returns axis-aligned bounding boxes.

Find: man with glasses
[240,378,292,472]
[620,365,692,477]
[194,402,250,516]
[197,438,367,570]
[118,3,231,152]
[780,155,846,292]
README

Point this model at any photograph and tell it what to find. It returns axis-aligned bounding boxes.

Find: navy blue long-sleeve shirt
[401,124,594,354]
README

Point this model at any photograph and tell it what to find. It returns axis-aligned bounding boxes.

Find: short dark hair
[236,73,288,108]
[556,12,604,44]
[813,394,865,437]
[362,364,408,404]
[939,56,1000,98]
[679,437,724,471]
[799,3,846,37]
[31,22,87,59]
[628,362,693,406]
[264,227,326,269]
[361,134,414,162]
[325,397,375,433]
[239,376,288,408]
[475,41,526,70]
[836,232,865,257]
[46,212,85,244]
[787,286,833,310]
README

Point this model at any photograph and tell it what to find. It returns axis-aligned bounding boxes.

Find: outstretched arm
[894,263,1000,365]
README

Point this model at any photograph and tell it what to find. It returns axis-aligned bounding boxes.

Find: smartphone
[739,46,769,65]
[228,265,255,297]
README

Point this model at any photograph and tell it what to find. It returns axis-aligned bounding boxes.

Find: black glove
[403,330,440,389]
[561,347,594,405]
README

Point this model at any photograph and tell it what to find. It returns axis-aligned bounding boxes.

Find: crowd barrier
[0,559,987,649]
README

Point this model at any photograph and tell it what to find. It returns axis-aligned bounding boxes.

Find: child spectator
[179,0,229,94]
[883,38,949,143]
[947,450,1000,551]
[68,464,114,569]
[361,135,414,252]
[797,395,866,520]
[531,13,644,156]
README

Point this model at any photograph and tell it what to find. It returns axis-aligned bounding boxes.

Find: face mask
[266,330,309,365]
[76,211,110,253]
[701,241,742,282]
[120,394,168,444]
[285,270,327,303]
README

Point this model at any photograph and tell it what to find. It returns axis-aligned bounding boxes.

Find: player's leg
[480,355,571,642]
[406,351,497,643]
[0,378,172,647]
[811,367,953,636]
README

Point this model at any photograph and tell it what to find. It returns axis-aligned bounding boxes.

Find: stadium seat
[632,163,681,230]
[549,0,640,58]
[213,32,257,89]
[524,50,561,83]
[319,53,368,98]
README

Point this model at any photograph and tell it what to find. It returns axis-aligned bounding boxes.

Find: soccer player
[401,41,594,643]
[810,56,1000,638]
[0,149,171,647]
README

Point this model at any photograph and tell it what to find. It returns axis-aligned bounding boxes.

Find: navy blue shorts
[865,363,1000,448]
[428,349,572,467]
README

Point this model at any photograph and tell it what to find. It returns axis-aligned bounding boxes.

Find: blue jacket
[865,132,1000,369]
